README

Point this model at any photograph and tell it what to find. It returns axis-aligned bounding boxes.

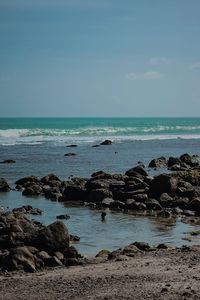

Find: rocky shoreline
[1,152,200,275]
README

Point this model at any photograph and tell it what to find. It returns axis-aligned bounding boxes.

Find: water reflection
[1,191,200,255]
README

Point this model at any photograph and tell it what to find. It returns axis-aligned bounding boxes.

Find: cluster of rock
[0,209,81,272]
[1,153,200,218]
[148,153,199,170]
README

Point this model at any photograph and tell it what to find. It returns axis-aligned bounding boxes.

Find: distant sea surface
[1,117,200,254]
[0,117,200,182]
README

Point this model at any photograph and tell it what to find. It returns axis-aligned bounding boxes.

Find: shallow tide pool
[0,191,200,256]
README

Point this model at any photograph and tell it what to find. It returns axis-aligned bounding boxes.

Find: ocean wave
[1,125,200,139]
[1,133,200,146]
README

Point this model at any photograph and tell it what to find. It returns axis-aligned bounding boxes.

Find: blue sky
[0,0,200,117]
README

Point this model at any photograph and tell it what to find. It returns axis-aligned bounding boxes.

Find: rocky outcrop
[0,209,81,272]
[14,153,200,217]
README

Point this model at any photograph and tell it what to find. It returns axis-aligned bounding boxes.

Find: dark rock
[63,185,87,201]
[101,198,115,207]
[176,187,195,199]
[56,214,70,220]
[183,210,195,217]
[70,234,80,242]
[187,198,200,212]
[172,198,189,209]
[168,157,181,168]
[0,177,10,192]
[180,153,199,167]
[172,207,183,214]
[88,189,112,203]
[0,159,16,164]
[63,246,81,259]
[157,210,172,218]
[22,184,43,196]
[132,241,151,251]
[66,144,77,147]
[15,176,39,186]
[148,157,167,168]
[13,206,42,215]
[2,246,39,272]
[64,153,76,156]
[133,193,148,202]
[92,144,100,147]
[125,166,148,177]
[100,140,112,145]
[159,193,174,207]
[122,244,141,256]
[33,221,70,254]
[145,198,162,210]
[149,174,178,198]
[44,256,62,267]
[40,174,61,185]
[91,170,113,179]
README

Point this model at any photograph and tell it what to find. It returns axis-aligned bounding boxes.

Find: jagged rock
[148,157,167,168]
[32,221,70,254]
[2,246,40,272]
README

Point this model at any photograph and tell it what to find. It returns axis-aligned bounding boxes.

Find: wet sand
[1,246,200,300]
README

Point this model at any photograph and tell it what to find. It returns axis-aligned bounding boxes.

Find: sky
[0,0,200,117]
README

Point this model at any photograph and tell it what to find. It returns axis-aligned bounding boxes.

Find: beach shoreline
[1,246,200,300]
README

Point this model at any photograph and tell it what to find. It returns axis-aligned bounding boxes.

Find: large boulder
[87,189,112,203]
[148,174,178,198]
[0,177,10,192]
[2,246,40,272]
[63,185,87,201]
[32,221,70,254]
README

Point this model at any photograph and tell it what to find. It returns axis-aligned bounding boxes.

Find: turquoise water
[0,118,200,145]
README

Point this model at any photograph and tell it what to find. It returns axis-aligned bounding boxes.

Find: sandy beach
[1,246,200,300]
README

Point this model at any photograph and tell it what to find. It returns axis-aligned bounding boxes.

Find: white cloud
[190,62,200,69]
[126,71,162,81]
[149,57,170,65]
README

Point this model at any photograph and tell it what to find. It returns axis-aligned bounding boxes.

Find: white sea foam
[0,126,200,145]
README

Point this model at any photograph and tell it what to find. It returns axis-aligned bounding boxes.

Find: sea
[0,117,200,255]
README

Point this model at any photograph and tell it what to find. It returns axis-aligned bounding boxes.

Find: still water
[0,191,199,255]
